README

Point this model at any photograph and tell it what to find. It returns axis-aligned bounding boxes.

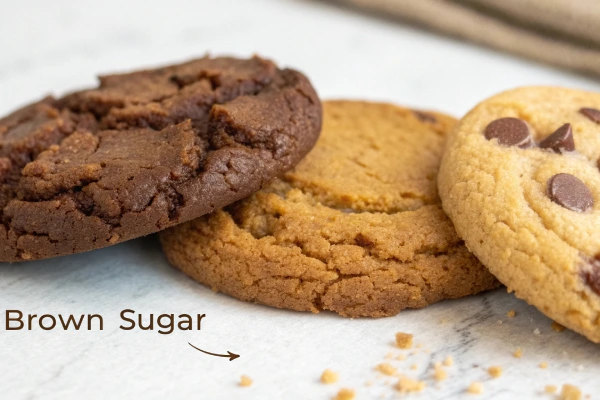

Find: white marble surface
[0,1,599,399]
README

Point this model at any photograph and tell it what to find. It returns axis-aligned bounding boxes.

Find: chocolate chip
[547,173,594,212]
[580,108,600,124]
[582,255,600,296]
[413,111,437,123]
[484,117,532,148]
[539,123,575,153]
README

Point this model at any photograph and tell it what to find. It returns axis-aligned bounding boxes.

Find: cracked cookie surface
[0,56,322,261]
[438,87,600,342]
[160,101,499,317]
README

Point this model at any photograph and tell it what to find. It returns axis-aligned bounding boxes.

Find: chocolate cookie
[159,101,499,317]
[0,56,322,261]
[438,86,600,342]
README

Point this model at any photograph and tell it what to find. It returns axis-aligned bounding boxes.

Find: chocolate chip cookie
[438,86,600,342]
[160,101,499,317]
[0,56,322,261]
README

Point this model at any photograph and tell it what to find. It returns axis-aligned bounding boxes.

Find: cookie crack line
[0,55,322,261]
[242,247,467,287]
[243,271,430,315]
[275,176,441,214]
[226,204,467,266]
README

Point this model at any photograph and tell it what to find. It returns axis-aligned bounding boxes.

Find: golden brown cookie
[160,101,499,317]
[438,86,600,342]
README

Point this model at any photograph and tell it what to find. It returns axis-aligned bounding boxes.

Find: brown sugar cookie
[438,86,600,342]
[160,101,499,317]
[0,56,321,261]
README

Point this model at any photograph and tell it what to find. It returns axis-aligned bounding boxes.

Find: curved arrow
[188,342,240,361]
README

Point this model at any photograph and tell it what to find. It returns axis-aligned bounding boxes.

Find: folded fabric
[338,0,600,77]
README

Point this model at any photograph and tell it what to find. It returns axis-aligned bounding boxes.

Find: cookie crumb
[376,363,397,376]
[410,363,418,370]
[334,388,355,400]
[395,376,426,393]
[513,347,523,358]
[321,369,339,384]
[539,362,548,369]
[552,322,566,332]
[239,375,252,387]
[433,362,447,381]
[545,385,557,394]
[396,354,407,361]
[533,328,540,335]
[385,352,394,359]
[487,366,502,378]
[395,332,413,349]
[560,384,582,400]
[507,310,516,318]
[467,382,483,394]
[443,356,454,366]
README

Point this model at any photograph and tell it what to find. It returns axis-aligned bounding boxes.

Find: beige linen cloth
[339,0,600,77]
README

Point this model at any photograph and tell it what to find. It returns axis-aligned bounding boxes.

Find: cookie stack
[3,56,599,343]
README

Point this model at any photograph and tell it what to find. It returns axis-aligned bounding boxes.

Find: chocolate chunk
[582,255,600,296]
[580,108,600,124]
[539,123,575,153]
[413,110,437,123]
[547,173,594,212]
[484,117,532,148]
